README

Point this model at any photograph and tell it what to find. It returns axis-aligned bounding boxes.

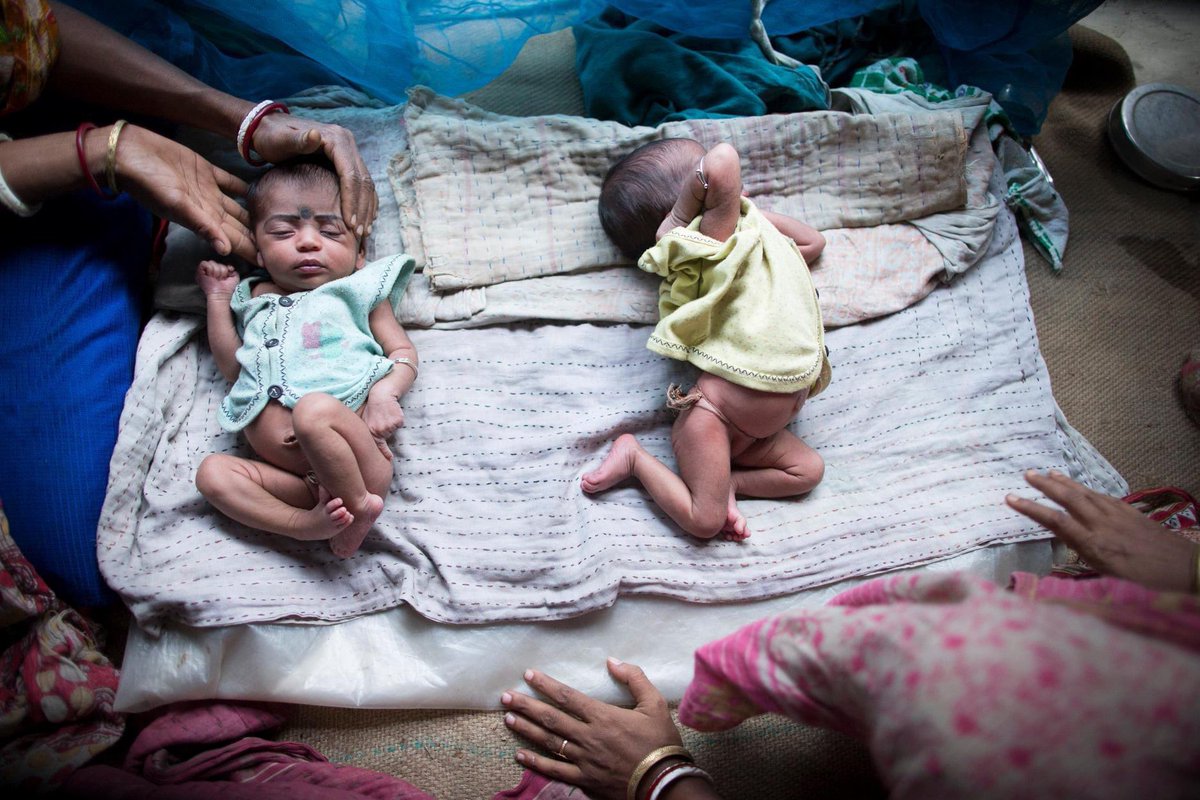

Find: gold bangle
[105,120,127,195]
[627,745,692,800]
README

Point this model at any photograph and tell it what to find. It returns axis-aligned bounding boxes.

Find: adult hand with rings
[501,658,723,800]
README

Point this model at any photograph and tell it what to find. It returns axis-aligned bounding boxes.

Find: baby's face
[253,180,363,293]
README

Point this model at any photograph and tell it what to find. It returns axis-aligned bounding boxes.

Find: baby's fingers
[373,436,393,462]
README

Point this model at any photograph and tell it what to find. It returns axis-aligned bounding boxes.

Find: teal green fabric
[220,255,415,432]
[574,8,831,127]
[847,57,1069,271]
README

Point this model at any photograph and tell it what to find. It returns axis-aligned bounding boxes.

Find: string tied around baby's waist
[666,383,704,412]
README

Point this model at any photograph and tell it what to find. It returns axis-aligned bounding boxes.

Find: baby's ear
[354,241,367,271]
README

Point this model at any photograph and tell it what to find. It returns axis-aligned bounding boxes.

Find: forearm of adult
[639,758,725,800]
[661,778,724,800]
[0,129,106,204]
[49,3,251,139]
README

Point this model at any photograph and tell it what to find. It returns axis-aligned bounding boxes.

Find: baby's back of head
[599,138,704,261]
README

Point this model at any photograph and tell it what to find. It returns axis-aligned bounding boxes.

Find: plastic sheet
[115,540,1053,712]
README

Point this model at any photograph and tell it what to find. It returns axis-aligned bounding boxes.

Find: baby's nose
[295,226,322,249]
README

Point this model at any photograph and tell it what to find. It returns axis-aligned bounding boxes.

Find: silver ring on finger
[556,737,569,759]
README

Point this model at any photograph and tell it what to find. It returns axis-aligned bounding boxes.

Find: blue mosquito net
[67,0,1103,141]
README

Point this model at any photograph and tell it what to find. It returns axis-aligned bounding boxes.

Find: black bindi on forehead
[299,206,314,220]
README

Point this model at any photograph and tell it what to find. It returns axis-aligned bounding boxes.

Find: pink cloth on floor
[678,571,1200,799]
[492,771,583,800]
[0,508,124,791]
[66,702,434,799]
[1009,571,1200,652]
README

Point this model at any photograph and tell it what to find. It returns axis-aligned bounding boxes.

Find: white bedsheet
[108,181,1125,710]
[102,193,1124,642]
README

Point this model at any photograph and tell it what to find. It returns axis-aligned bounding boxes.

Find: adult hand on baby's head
[502,659,700,800]
[116,126,254,261]
[1006,470,1199,592]
[250,114,377,239]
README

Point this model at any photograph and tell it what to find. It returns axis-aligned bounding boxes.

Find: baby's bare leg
[731,429,824,499]
[582,410,733,539]
[291,393,394,557]
[195,453,354,539]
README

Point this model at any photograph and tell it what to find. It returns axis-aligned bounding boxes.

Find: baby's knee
[195,453,236,499]
[789,450,825,491]
[688,504,728,540]
[292,392,343,432]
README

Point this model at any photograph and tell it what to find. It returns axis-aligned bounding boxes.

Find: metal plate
[1107,82,1200,192]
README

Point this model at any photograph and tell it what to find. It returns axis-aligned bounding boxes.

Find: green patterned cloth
[850,57,1069,271]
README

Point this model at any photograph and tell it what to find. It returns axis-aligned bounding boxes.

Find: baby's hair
[247,155,341,228]
[599,138,704,261]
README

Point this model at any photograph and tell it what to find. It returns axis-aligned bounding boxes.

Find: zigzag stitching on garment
[219,283,267,428]
[648,334,821,386]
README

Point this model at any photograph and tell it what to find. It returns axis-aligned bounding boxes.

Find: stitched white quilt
[98,202,1122,634]
[155,88,999,330]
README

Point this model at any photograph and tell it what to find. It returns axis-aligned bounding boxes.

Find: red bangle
[75,122,116,199]
[642,761,690,800]
[239,101,289,166]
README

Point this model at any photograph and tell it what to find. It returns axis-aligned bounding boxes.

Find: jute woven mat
[272,25,1195,800]
[1023,26,1199,495]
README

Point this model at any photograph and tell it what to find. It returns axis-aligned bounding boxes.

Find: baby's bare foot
[323,496,354,529]
[329,493,384,557]
[581,434,642,494]
[292,496,354,540]
[722,488,750,541]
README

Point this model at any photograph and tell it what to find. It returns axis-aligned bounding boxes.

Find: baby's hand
[196,260,239,297]
[363,393,405,441]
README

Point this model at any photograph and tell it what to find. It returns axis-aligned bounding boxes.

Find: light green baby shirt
[218,254,416,432]
[639,198,830,395]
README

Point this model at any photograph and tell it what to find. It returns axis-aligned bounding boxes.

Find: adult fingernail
[351,214,358,227]
[504,713,516,726]
[1005,494,1017,504]
[356,224,364,237]
[516,752,527,764]
[608,656,623,666]
[501,692,512,705]
[524,669,534,681]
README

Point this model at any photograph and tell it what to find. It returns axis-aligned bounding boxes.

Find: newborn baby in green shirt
[195,157,416,557]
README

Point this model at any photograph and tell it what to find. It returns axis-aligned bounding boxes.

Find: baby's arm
[656,143,744,244]
[363,301,418,440]
[196,260,242,382]
[760,209,826,264]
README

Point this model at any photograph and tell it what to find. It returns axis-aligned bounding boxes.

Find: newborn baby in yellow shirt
[582,139,831,541]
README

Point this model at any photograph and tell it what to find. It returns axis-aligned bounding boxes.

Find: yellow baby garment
[639,198,830,395]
